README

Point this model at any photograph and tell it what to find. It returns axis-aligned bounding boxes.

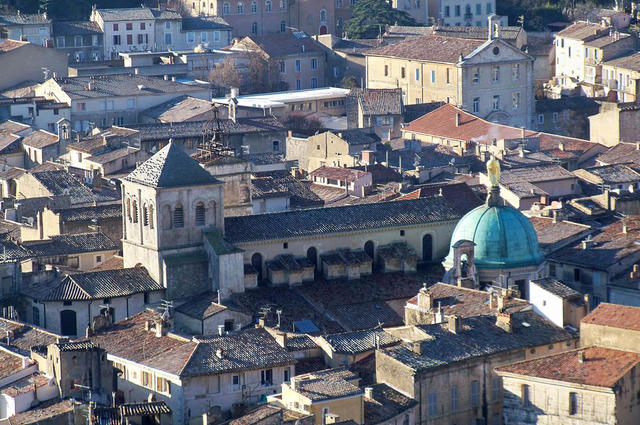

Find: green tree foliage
[344,0,417,39]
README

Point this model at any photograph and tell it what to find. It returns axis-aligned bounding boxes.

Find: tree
[208,58,243,96]
[282,114,323,136]
[344,0,417,39]
[341,76,360,89]
[209,51,286,95]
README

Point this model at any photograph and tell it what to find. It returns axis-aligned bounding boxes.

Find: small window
[126,23,133,31]
[232,375,240,385]
[132,200,138,223]
[96,255,102,263]
[522,384,531,406]
[569,392,580,415]
[401,67,406,79]
[283,242,288,249]
[400,230,405,236]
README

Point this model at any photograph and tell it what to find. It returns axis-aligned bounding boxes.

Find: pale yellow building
[365,24,534,128]
[269,368,364,425]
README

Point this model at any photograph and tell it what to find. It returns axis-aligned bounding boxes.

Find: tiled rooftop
[1,399,76,425]
[575,164,640,184]
[23,266,163,302]
[528,217,592,254]
[0,318,60,354]
[406,282,530,318]
[364,383,418,424]
[530,278,582,299]
[0,14,50,25]
[53,74,203,99]
[292,368,362,402]
[95,7,181,21]
[22,232,117,257]
[52,21,102,36]
[224,197,460,243]
[142,95,215,123]
[181,16,231,30]
[597,142,640,167]
[125,142,221,188]
[174,292,227,320]
[320,328,400,354]
[185,328,296,376]
[496,346,640,388]
[310,166,369,182]
[581,302,640,331]
[55,204,122,222]
[239,32,323,57]
[21,130,58,149]
[0,349,24,379]
[381,311,576,372]
[347,88,403,116]
[366,35,485,63]
[556,21,609,40]
[547,217,640,270]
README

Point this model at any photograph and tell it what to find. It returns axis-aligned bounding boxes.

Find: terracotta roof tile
[581,302,640,331]
[366,35,485,63]
[496,346,640,388]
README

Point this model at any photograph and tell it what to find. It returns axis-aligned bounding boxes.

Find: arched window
[251,22,258,34]
[162,205,172,230]
[195,202,206,226]
[280,0,286,8]
[132,200,138,223]
[251,1,257,12]
[149,205,154,229]
[173,204,184,228]
[126,198,131,222]
[237,2,244,13]
[265,0,272,11]
[320,8,327,22]
[222,2,230,14]
[143,203,149,226]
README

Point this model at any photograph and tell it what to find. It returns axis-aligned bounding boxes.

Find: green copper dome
[445,204,544,269]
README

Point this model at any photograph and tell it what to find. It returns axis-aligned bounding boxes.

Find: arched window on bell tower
[173,204,184,228]
[195,202,205,226]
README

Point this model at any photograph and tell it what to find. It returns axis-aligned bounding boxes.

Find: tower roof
[124,142,221,188]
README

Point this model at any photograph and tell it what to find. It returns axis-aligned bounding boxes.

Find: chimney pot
[216,348,223,358]
[364,387,374,399]
[578,350,585,363]
[144,320,150,331]
[496,311,512,333]
[448,315,461,333]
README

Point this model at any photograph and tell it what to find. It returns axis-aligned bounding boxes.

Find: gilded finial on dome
[487,155,500,187]
[486,156,502,207]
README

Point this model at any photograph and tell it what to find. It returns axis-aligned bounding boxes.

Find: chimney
[578,350,585,363]
[552,210,558,223]
[584,294,591,313]
[85,326,93,338]
[623,223,628,234]
[218,324,225,336]
[582,235,595,249]
[164,75,169,80]
[171,76,176,82]
[455,113,461,127]
[558,142,565,151]
[287,130,293,138]
[290,376,297,391]
[521,127,526,139]
[496,312,512,333]
[216,348,224,359]
[497,292,506,310]
[361,150,375,165]
[412,341,422,355]
[448,315,462,333]
[364,387,374,399]
[144,320,150,331]
[636,142,640,151]
[274,331,288,348]
[417,287,433,309]
[155,321,164,337]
